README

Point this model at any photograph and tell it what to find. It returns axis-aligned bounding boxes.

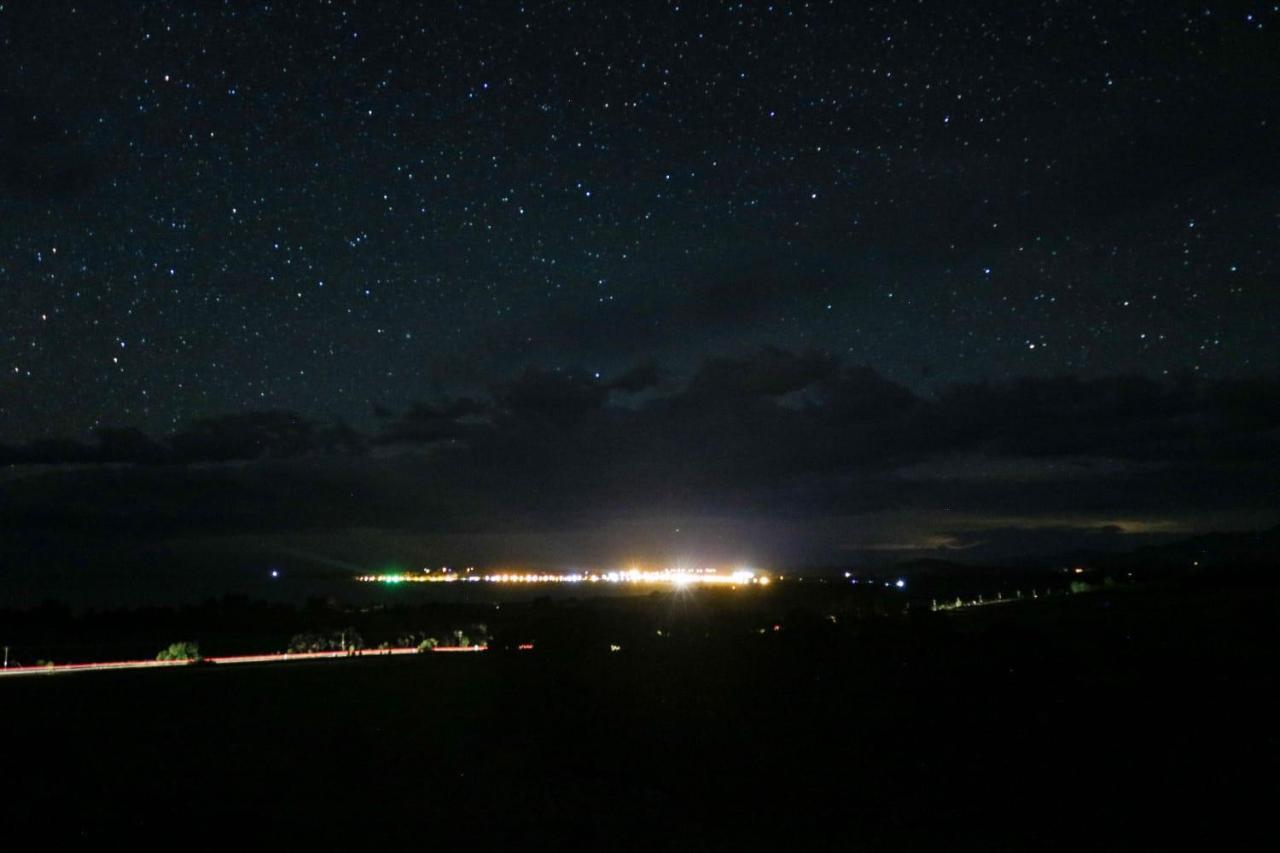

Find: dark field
[3,582,1276,850]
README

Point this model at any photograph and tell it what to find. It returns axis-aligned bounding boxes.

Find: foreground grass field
[3,583,1275,850]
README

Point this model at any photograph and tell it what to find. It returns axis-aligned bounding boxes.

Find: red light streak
[0,645,487,678]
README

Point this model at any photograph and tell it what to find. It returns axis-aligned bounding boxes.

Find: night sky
[2,2,1278,599]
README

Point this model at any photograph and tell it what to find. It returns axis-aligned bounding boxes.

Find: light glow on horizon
[355,565,772,589]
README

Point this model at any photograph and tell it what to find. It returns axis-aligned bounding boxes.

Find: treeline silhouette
[0,594,493,665]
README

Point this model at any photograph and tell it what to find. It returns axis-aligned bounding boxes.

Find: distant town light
[355,566,774,589]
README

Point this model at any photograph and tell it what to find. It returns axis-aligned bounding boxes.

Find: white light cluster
[356,567,770,588]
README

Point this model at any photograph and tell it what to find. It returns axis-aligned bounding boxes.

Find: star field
[2,1,1277,440]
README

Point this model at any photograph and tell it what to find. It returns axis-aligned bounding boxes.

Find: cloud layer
[3,350,1278,578]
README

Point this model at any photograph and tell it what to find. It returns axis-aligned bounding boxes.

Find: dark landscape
[4,533,1278,849]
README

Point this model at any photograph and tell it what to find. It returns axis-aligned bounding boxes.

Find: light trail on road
[0,645,487,678]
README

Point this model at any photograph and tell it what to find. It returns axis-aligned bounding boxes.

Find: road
[0,645,487,678]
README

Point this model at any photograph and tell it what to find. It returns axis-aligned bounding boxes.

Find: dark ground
[2,581,1276,850]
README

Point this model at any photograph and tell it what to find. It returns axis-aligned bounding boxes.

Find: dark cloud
[0,411,365,466]
[375,398,490,445]
[492,368,612,426]
[929,374,1280,463]
[683,348,838,402]
[607,362,665,394]
[3,351,1279,578]
[464,252,838,375]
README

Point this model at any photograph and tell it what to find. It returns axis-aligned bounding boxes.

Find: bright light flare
[355,565,774,589]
